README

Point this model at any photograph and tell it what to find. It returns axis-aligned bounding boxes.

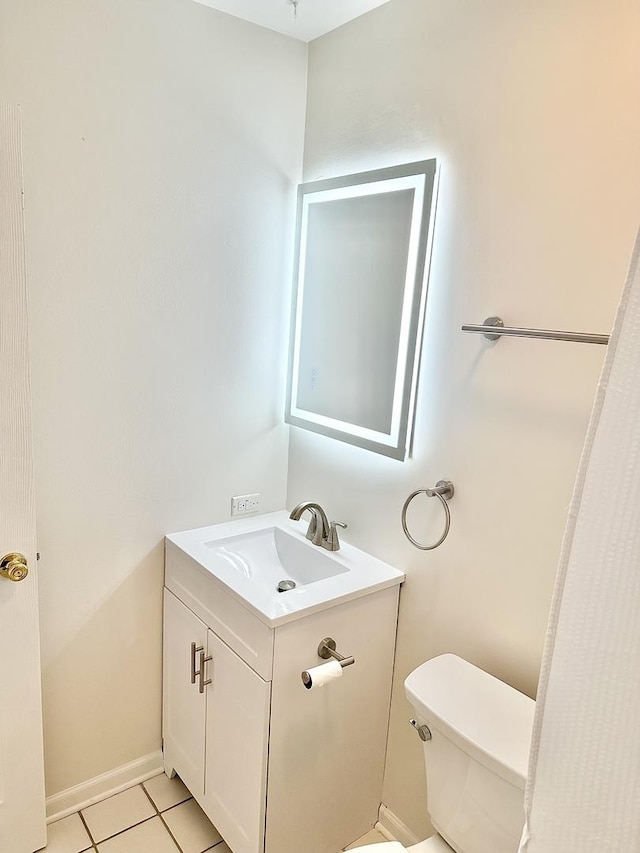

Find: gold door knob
[0,552,29,582]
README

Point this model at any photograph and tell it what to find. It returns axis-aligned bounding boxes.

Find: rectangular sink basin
[203,526,350,587]
[167,511,404,627]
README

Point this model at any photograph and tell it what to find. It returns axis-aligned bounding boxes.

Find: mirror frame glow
[285,159,438,460]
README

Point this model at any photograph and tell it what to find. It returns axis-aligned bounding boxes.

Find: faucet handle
[324,521,347,552]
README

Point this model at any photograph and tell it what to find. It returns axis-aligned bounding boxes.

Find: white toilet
[366,654,535,853]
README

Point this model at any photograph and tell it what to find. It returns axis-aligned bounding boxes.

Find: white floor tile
[143,772,191,812]
[97,816,178,852]
[44,813,93,853]
[344,828,390,848]
[162,798,222,853]
[82,785,155,842]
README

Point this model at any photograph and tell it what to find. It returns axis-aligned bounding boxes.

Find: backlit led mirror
[285,159,438,460]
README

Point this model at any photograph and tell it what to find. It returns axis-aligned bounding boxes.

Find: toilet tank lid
[404,654,535,789]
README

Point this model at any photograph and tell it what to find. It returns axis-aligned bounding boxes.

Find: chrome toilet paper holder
[317,637,355,667]
[301,637,355,688]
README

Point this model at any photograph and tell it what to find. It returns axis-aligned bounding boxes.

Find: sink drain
[277,579,296,593]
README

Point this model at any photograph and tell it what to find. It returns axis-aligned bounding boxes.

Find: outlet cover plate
[231,493,261,516]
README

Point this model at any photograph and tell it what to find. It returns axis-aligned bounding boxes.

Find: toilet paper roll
[301,659,343,690]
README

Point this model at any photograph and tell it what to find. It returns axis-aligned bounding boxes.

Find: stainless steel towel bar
[462,316,610,345]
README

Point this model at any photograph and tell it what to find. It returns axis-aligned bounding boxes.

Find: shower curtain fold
[519,229,640,852]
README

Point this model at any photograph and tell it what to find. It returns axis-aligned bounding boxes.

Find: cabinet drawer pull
[199,650,212,694]
[191,642,204,684]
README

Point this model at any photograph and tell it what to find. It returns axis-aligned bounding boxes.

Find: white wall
[0,0,307,799]
[290,0,640,837]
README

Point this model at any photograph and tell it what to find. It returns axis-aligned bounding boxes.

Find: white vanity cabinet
[163,591,207,800]
[163,590,270,853]
[163,530,402,853]
[204,627,271,853]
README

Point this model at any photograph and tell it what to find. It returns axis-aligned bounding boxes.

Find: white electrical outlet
[231,493,261,516]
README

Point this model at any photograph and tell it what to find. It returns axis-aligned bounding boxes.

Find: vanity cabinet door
[163,590,208,798]
[204,629,271,853]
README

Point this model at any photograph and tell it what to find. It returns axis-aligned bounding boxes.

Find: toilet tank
[405,655,535,853]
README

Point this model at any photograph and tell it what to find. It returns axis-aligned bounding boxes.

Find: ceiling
[193,0,392,42]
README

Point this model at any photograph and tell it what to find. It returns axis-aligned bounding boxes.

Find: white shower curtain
[519,230,640,852]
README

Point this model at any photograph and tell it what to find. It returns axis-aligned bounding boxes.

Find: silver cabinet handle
[191,642,203,684]
[198,650,212,694]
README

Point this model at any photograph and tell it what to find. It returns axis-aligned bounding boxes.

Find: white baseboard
[46,750,164,823]
[377,803,422,847]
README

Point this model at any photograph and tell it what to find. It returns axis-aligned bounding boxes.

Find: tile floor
[43,773,388,853]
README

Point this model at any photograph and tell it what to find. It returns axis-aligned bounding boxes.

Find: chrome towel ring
[401,480,455,550]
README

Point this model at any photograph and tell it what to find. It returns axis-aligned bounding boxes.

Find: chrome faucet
[289,502,347,552]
